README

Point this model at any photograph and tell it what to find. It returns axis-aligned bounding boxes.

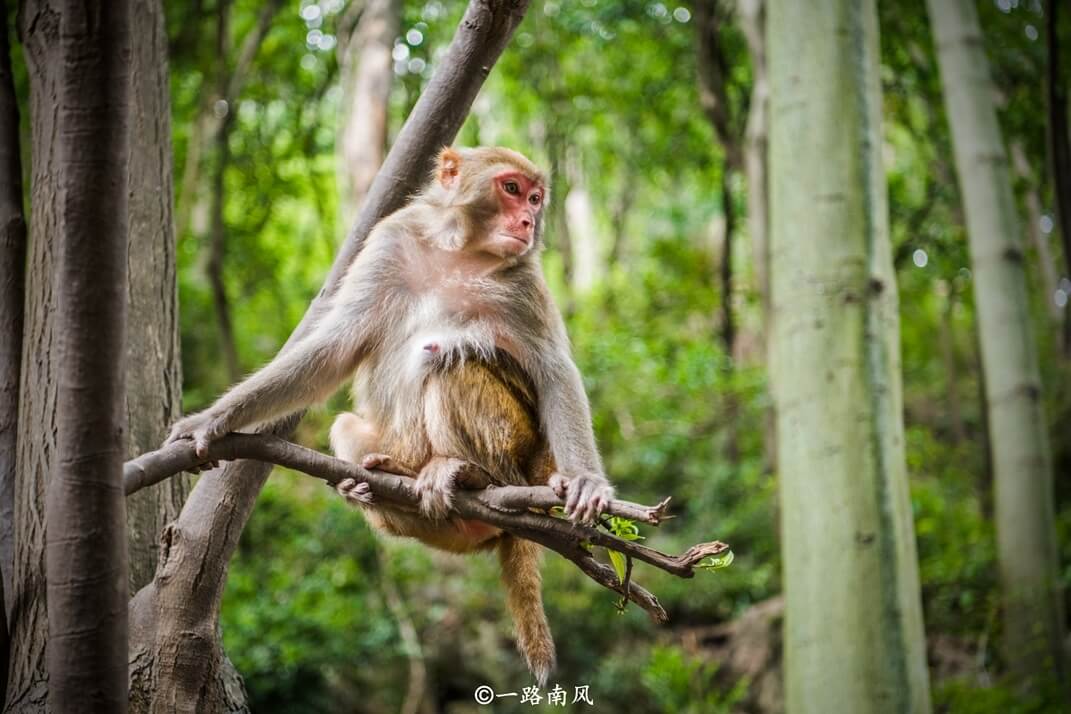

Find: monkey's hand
[165,410,228,460]
[548,472,614,525]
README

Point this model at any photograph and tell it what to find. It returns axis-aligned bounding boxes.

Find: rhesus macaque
[166,147,614,683]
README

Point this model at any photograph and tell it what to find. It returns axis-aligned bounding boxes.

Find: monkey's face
[480,170,545,258]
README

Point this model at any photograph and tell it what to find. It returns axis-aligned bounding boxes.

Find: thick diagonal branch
[124,434,729,621]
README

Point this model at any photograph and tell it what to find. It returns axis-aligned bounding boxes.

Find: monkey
[166,146,615,683]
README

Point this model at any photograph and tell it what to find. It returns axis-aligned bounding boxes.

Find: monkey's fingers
[336,478,374,505]
[360,453,417,478]
[547,473,569,499]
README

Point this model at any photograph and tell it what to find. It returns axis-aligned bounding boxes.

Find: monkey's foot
[336,478,374,505]
[415,457,467,520]
[360,453,418,478]
[548,472,615,525]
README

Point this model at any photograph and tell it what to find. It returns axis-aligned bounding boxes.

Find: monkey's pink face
[485,171,544,257]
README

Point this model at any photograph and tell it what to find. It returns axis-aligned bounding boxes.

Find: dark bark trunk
[124,0,191,596]
[41,2,132,713]
[125,4,532,711]
[7,4,64,709]
[0,0,26,633]
[208,117,240,383]
[1046,0,1071,353]
[695,0,743,463]
[207,0,240,382]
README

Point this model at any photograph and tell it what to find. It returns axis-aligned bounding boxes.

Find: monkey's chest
[356,297,502,421]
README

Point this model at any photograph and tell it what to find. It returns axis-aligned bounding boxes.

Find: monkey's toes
[360,453,417,478]
[336,478,374,505]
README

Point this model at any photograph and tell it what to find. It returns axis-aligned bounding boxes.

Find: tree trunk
[0,0,26,703]
[928,0,1067,690]
[769,1,932,712]
[937,282,966,444]
[40,2,132,711]
[125,4,531,711]
[7,3,65,708]
[0,0,26,618]
[338,0,400,222]
[1047,0,1071,347]
[738,0,776,473]
[565,167,604,294]
[1010,142,1061,323]
[124,0,191,596]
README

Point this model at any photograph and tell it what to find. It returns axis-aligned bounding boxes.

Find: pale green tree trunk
[927,0,1067,689]
[768,2,931,712]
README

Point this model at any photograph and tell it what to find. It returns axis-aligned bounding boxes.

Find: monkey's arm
[533,334,614,524]
[167,249,390,457]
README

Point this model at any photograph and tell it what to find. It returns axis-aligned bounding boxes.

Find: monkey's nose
[520,217,532,229]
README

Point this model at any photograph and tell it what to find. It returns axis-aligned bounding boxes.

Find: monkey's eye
[503,180,520,195]
[529,193,542,206]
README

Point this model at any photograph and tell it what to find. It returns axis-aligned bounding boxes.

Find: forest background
[3,0,1070,713]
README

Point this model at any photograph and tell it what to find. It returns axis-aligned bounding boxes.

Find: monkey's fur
[331,348,557,681]
[167,147,614,684]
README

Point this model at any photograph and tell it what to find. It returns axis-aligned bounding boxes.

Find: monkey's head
[428,146,549,259]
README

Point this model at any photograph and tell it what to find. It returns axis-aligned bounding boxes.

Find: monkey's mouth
[499,233,531,248]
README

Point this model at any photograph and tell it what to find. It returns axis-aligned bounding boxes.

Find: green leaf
[608,548,627,581]
[696,550,735,571]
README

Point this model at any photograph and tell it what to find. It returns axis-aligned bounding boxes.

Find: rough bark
[125,0,191,596]
[0,0,26,620]
[6,3,64,709]
[768,1,932,712]
[338,0,399,222]
[928,0,1067,690]
[0,3,24,701]
[125,4,533,711]
[40,2,132,712]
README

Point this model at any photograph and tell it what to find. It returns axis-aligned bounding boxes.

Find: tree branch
[124,434,729,622]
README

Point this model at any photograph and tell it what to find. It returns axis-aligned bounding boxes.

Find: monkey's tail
[498,535,556,686]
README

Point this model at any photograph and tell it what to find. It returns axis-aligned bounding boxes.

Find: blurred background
[106,0,1071,711]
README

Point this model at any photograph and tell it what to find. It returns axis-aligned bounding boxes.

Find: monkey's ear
[438,147,461,188]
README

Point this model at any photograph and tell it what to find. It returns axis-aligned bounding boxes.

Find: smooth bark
[41,2,132,712]
[928,0,1067,689]
[126,4,533,711]
[769,1,931,711]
